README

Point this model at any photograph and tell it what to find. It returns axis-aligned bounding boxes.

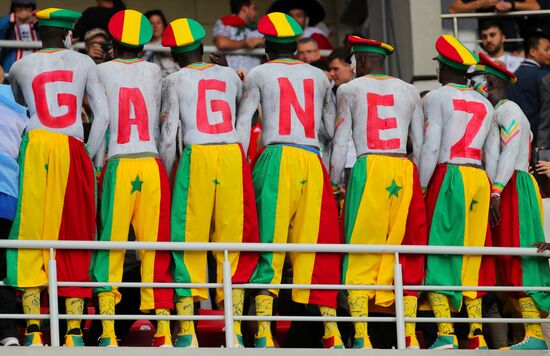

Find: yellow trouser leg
[319,306,340,339]
[519,297,543,339]
[176,297,195,336]
[255,294,273,339]
[232,289,245,337]
[465,297,483,337]
[66,297,84,331]
[347,293,369,339]
[155,308,171,337]
[98,292,116,338]
[428,292,454,335]
[23,287,41,328]
[404,296,418,338]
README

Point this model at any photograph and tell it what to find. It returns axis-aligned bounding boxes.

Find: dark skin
[265,40,298,61]
[113,41,142,59]
[437,61,468,86]
[354,52,385,77]
[37,26,69,49]
[485,73,507,227]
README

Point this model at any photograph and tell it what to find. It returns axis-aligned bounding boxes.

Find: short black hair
[298,37,318,47]
[265,40,297,58]
[479,20,504,36]
[310,59,328,71]
[145,9,168,28]
[113,40,142,57]
[230,0,252,14]
[327,46,351,64]
[524,31,550,56]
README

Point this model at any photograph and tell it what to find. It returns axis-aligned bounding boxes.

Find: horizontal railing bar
[408,317,550,324]
[56,282,222,288]
[441,9,550,19]
[404,285,550,292]
[0,240,548,257]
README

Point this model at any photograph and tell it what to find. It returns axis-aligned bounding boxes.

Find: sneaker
[23,324,43,347]
[468,335,488,350]
[352,336,372,349]
[254,335,276,348]
[500,336,548,350]
[64,328,84,347]
[152,335,173,347]
[0,337,19,346]
[429,334,458,350]
[234,333,244,348]
[406,335,420,350]
[323,334,345,349]
[98,337,118,347]
[174,334,198,348]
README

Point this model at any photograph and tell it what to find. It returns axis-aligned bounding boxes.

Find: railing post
[393,252,406,350]
[222,250,235,348]
[453,16,459,38]
[48,248,60,347]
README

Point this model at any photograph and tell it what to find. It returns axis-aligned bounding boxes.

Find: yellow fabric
[519,297,544,339]
[176,297,195,336]
[267,12,294,37]
[428,292,454,335]
[442,34,477,65]
[459,166,490,301]
[344,156,413,306]
[172,18,193,45]
[154,309,171,337]
[265,146,325,303]
[17,130,70,287]
[232,288,245,336]
[98,292,116,338]
[121,10,141,46]
[66,297,84,331]
[464,297,483,337]
[36,8,61,19]
[348,293,369,339]
[531,175,544,226]
[105,157,163,310]
[179,145,246,302]
[255,294,274,339]
[22,287,41,327]
[403,295,417,338]
[319,306,340,339]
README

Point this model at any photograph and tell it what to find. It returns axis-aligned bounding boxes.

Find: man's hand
[495,1,512,11]
[0,65,4,83]
[87,43,105,60]
[209,52,228,67]
[536,161,550,178]
[245,38,264,49]
[489,195,501,227]
[532,242,550,253]
[480,0,500,8]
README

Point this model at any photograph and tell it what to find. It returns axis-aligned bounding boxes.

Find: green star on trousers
[386,179,402,199]
[131,175,143,194]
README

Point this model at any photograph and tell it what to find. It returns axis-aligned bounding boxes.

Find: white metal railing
[0,239,548,349]
[441,9,550,43]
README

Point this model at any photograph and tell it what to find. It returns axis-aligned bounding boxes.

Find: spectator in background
[143,10,179,77]
[0,0,37,82]
[479,20,523,72]
[84,28,112,65]
[327,47,354,92]
[507,32,550,144]
[297,37,321,63]
[269,0,333,51]
[448,0,540,53]
[213,0,264,73]
[536,72,550,151]
[73,0,126,42]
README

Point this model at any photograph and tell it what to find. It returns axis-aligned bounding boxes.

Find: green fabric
[437,54,470,71]
[37,9,81,29]
[188,19,206,42]
[4,133,30,287]
[352,44,391,56]
[425,165,466,310]
[516,171,550,312]
[265,36,297,43]
[287,18,304,37]
[171,40,202,54]
[37,19,75,29]
[139,15,153,45]
[249,145,283,284]
[171,145,193,298]
[91,158,120,294]
[483,66,511,82]
[342,156,368,284]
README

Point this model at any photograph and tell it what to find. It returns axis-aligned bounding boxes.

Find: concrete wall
[0,0,342,46]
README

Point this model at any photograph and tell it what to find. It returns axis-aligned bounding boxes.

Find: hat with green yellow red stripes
[162,18,206,53]
[258,12,303,43]
[474,52,518,84]
[108,10,153,48]
[348,35,394,56]
[34,8,81,30]
[435,34,478,71]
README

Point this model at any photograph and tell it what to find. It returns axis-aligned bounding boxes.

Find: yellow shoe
[254,335,276,348]
[352,336,372,349]
[99,337,118,347]
[175,334,198,348]
[64,329,84,347]
[23,325,43,347]
[468,335,488,350]
[234,333,244,348]
[323,334,345,349]
[406,335,420,350]
[153,335,173,347]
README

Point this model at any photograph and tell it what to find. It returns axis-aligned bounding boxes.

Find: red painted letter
[278,78,315,138]
[366,93,400,150]
[196,79,233,134]
[118,87,150,144]
[450,99,487,160]
[32,70,77,128]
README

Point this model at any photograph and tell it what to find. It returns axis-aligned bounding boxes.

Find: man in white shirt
[479,20,523,73]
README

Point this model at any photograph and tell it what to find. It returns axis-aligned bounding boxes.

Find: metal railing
[441,9,550,43]
[0,239,548,349]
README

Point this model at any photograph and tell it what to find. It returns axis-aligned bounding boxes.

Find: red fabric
[161,24,177,47]
[310,33,333,51]
[108,10,125,42]
[347,35,382,47]
[231,144,260,283]
[220,14,245,27]
[491,172,525,297]
[247,122,262,162]
[402,164,428,297]
[476,222,496,297]
[478,52,516,82]
[308,158,342,308]
[425,164,448,236]
[258,14,278,37]
[56,137,95,298]
[152,158,174,309]
[436,36,462,64]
